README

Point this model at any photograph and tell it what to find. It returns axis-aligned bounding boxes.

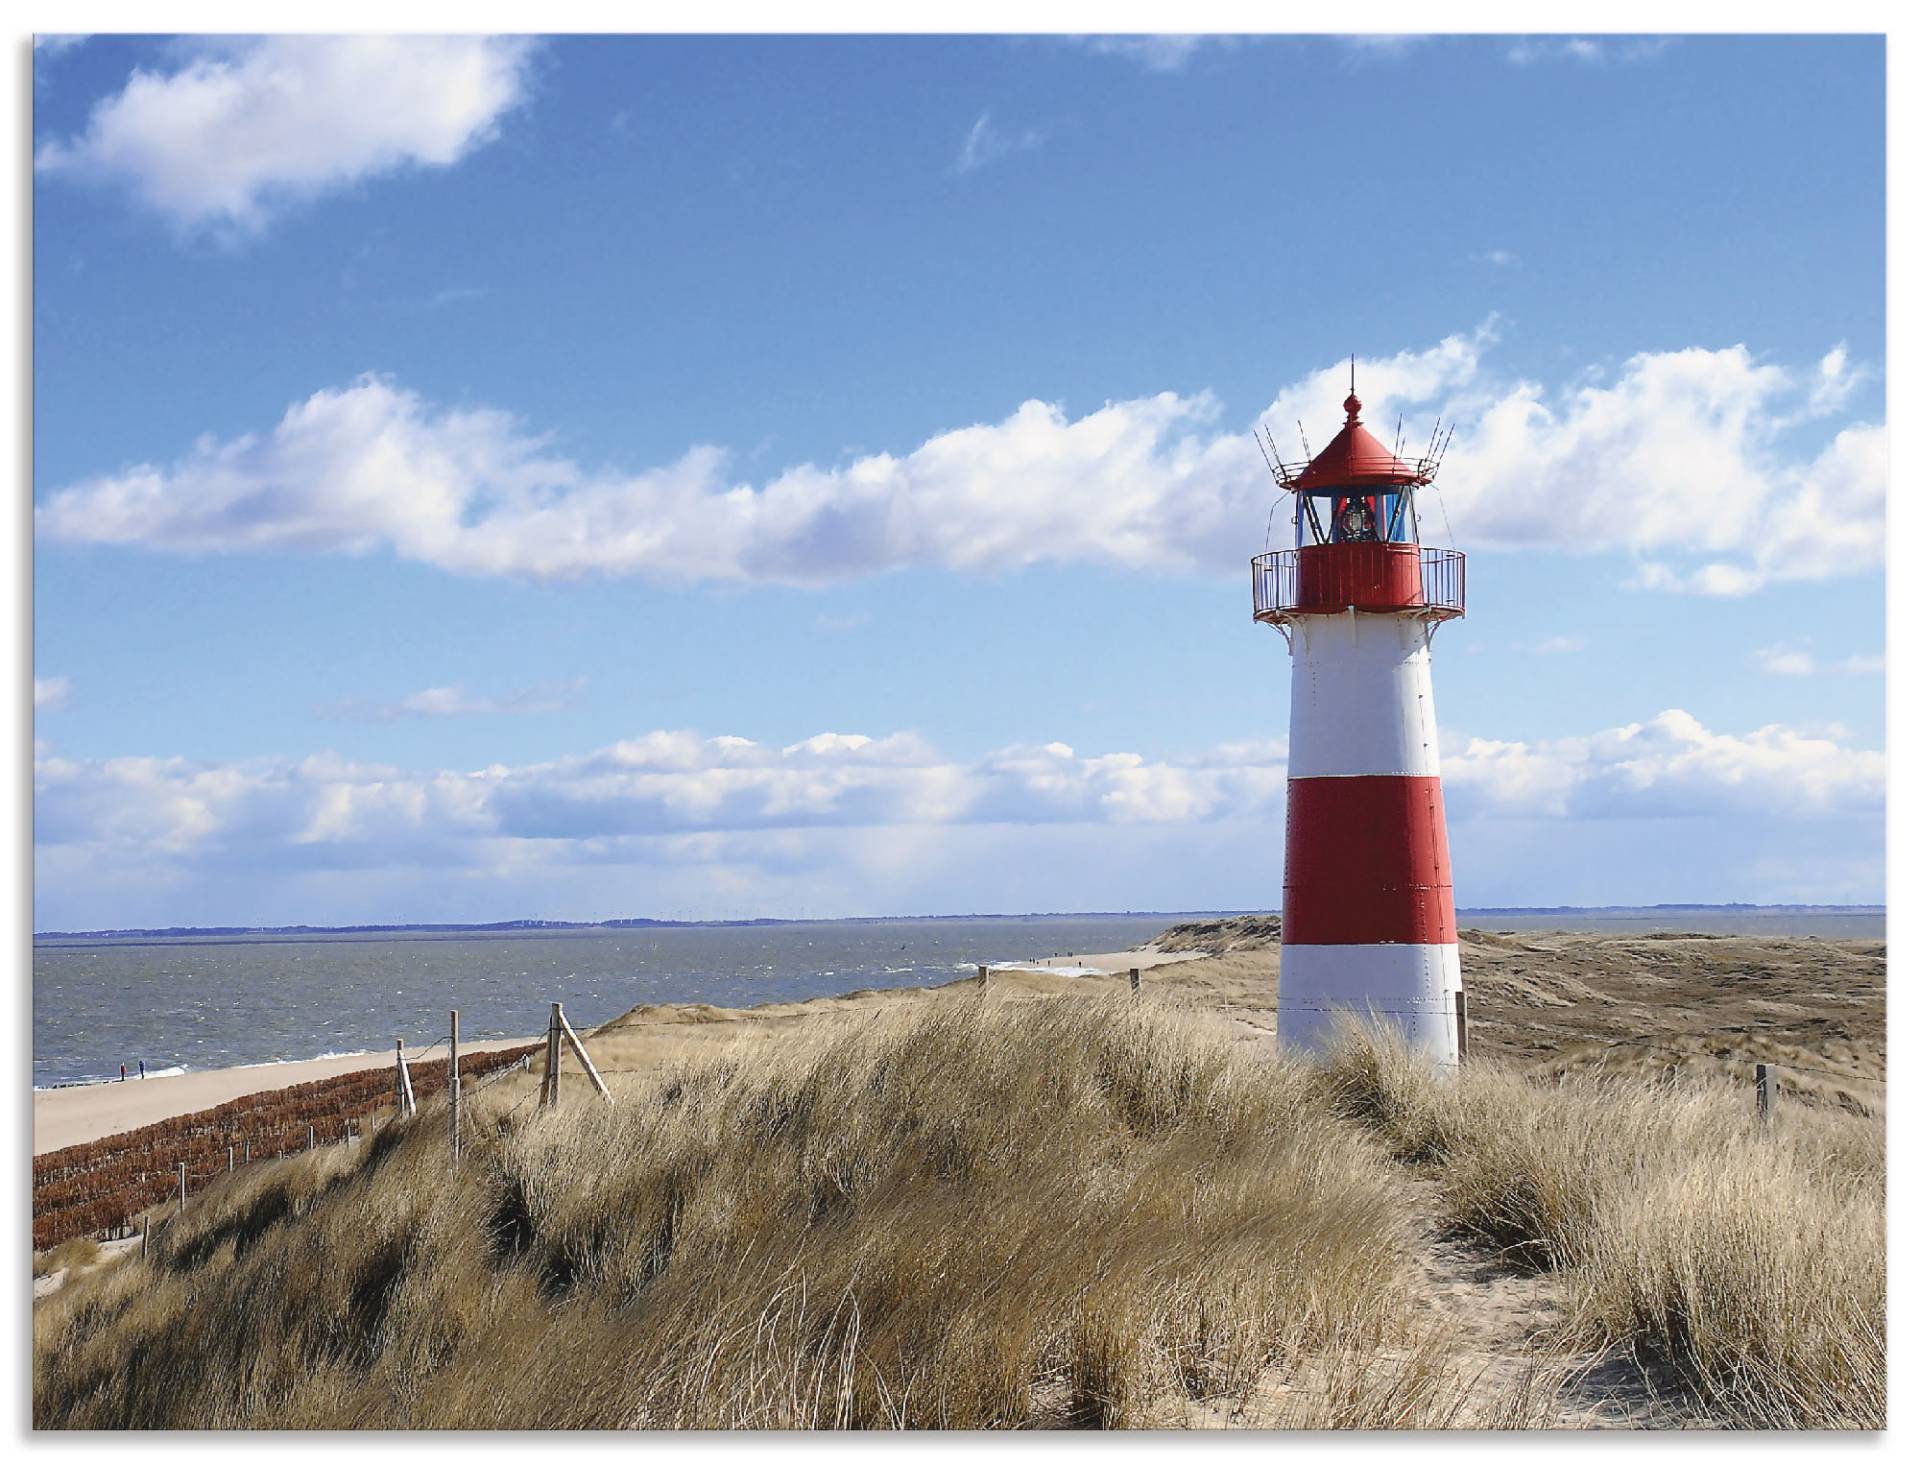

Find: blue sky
[31,33,1886,928]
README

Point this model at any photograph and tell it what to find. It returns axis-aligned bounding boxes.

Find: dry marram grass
[1320,1020,1885,1428]
[33,989,1882,1429]
[36,995,1512,1428]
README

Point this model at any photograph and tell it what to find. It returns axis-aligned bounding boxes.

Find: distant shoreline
[30,903,1888,944]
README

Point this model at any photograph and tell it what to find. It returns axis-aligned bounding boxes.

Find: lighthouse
[1252,382,1467,1065]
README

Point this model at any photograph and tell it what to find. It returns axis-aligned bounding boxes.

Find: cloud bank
[36,332,1883,595]
[34,712,1881,894]
[35,36,535,231]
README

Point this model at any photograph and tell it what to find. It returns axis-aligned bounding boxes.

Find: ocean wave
[37,1063,192,1091]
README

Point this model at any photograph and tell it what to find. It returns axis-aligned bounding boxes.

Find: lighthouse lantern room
[1252,381,1467,1066]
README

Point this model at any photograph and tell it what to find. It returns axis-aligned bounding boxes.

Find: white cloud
[1506,37,1673,67]
[35,332,1882,595]
[1745,644,1887,678]
[953,111,1045,174]
[1471,248,1516,267]
[1519,634,1583,656]
[1752,641,1815,676]
[1445,346,1883,592]
[328,677,587,720]
[1441,710,1883,820]
[34,36,535,232]
[34,676,72,711]
[1808,345,1869,416]
[1069,36,1233,72]
[1337,35,1431,61]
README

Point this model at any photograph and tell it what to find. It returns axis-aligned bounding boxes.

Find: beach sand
[985,946,1205,976]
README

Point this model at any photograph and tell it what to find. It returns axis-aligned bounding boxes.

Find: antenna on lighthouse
[1262,494,1288,551]
[1254,424,1295,491]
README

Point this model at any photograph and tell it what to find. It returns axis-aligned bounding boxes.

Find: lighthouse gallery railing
[1251,545,1466,624]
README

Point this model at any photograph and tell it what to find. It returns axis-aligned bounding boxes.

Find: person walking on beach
[138,1059,145,1079]
[120,1063,126,1082]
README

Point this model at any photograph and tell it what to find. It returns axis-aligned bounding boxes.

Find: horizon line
[32,902,1889,942]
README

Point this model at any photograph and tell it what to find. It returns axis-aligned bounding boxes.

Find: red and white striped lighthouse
[1252,383,1467,1065]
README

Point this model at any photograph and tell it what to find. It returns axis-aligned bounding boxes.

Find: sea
[30,915,1171,1088]
[30,908,1884,1089]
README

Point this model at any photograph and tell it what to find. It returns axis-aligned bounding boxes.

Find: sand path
[1400,1173,1710,1428]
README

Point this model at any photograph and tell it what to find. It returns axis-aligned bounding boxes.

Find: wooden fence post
[176,1162,187,1214]
[543,1002,563,1109]
[244,1137,251,1164]
[449,1010,461,1164]
[1755,1062,1780,1128]
[396,1038,417,1116]
[228,1145,234,1173]
[141,1215,149,1258]
[1454,989,1470,1063]
[556,1003,613,1103]
[977,964,989,987]
[1129,967,1141,997]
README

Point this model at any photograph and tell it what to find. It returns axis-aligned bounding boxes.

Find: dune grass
[1319,1021,1886,1428]
[35,994,1488,1429]
[36,993,1880,1430]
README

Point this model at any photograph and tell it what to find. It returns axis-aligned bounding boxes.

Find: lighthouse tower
[1252,383,1467,1065]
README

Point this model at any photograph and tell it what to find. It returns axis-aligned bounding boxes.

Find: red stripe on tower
[1282,776,1457,947]
[1250,381,1467,1066]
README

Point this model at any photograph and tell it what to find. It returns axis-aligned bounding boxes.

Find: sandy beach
[33,1037,534,1156]
[984,946,1205,976]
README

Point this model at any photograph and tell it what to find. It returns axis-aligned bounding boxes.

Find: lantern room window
[1296,489,1416,547]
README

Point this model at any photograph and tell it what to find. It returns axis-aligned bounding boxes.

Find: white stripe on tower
[1280,612,1461,1062]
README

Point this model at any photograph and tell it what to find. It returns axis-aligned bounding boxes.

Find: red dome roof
[1287,393,1428,492]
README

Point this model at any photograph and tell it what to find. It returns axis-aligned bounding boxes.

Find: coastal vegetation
[32,978,1883,1429]
[1322,1024,1885,1428]
[32,1044,537,1249]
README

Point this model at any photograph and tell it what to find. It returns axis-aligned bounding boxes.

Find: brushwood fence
[33,1043,537,1250]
